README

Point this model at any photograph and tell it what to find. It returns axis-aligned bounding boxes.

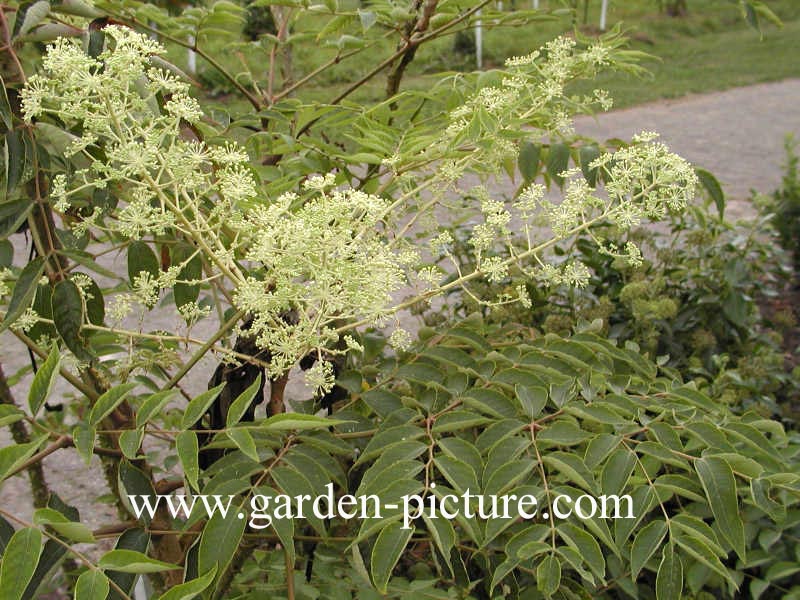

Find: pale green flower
[304,359,336,395]
[13,308,40,333]
[20,28,700,381]
[389,328,413,351]
[516,284,532,308]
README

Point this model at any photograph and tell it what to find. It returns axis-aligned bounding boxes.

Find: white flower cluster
[439,37,626,178]
[12,308,40,333]
[0,268,13,298]
[597,135,699,227]
[388,328,413,352]
[470,189,512,255]
[537,262,592,288]
[428,134,696,306]
[21,26,257,241]
[515,136,697,242]
[233,185,407,381]
[304,359,335,395]
[22,29,699,393]
[22,28,410,390]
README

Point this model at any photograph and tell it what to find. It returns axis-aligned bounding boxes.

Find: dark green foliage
[434,199,799,416]
[769,136,800,275]
[210,317,800,598]
[242,2,276,41]
[453,30,476,57]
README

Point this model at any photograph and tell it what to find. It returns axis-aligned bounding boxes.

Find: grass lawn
[568,18,800,108]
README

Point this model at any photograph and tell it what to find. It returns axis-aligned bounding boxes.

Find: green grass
[569,19,800,108]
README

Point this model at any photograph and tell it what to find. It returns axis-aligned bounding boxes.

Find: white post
[475,11,483,69]
[600,0,609,31]
[187,35,197,76]
[533,0,539,7]
[498,1,503,11]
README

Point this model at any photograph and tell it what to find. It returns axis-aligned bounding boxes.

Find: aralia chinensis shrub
[0,2,798,600]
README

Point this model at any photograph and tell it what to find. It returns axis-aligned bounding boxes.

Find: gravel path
[1,79,799,573]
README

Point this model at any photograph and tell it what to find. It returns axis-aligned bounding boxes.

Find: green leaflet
[0,199,33,240]
[4,130,28,197]
[105,528,150,600]
[601,448,636,496]
[0,75,12,130]
[515,384,547,418]
[156,567,217,600]
[1,257,45,333]
[171,242,203,312]
[0,435,48,482]
[537,554,561,597]
[52,279,92,361]
[88,383,137,427]
[27,344,60,417]
[695,167,725,219]
[253,486,295,564]
[136,389,178,428]
[433,455,479,495]
[226,427,259,462]
[225,374,262,427]
[127,241,159,289]
[518,141,541,181]
[579,144,601,186]
[72,424,95,466]
[656,545,683,600]
[630,519,667,579]
[21,538,66,600]
[33,508,94,543]
[695,456,746,561]
[257,412,350,432]
[558,522,605,579]
[422,512,455,574]
[13,1,51,38]
[0,528,42,600]
[370,522,413,594]
[546,142,570,188]
[198,513,246,593]
[0,405,24,428]
[98,550,180,573]
[181,383,226,430]
[357,425,426,465]
[74,570,109,600]
[176,430,200,491]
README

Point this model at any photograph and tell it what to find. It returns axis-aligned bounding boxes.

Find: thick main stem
[0,363,50,508]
